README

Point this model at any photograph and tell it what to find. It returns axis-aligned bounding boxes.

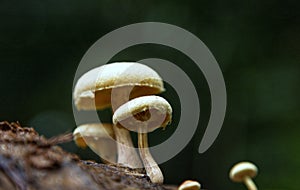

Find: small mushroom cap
[229,161,258,182]
[73,123,115,148]
[178,180,201,190]
[73,62,164,110]
[113,95,172,133]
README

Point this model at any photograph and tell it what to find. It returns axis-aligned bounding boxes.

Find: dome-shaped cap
[113,95,172,133]
[73,123,114,148]
[178,180,201,190]
[229,162,258,182]
[74,62,164,110]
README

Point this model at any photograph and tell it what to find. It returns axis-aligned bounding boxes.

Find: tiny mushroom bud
[113,95,172,184]
[229,161,258,190]
[73,62,165,168]
[178,180,201,190]
[73,123,117,164]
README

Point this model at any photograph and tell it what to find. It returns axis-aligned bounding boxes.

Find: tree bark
[0,121,177,190]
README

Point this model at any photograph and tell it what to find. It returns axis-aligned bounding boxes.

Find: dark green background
[0,0,299,189]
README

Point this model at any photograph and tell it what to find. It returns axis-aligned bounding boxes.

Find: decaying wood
[0,121,177,190]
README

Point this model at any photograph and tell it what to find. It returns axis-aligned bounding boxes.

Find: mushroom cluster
[72,62,172,184]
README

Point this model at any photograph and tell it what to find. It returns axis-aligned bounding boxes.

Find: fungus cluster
[73,62,172,184]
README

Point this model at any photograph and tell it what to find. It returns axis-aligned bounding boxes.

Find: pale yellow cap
[113,95,172,133]
[73,62,164,110]
[178,180,201,190]
[229,161,258,182]
[73,123,114,148]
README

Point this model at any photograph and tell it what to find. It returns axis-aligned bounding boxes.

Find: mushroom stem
[244,176,257,190]
[138,130,163,184]
[114,124,142,168]
[112,96,172,183]
[112,87,142,168]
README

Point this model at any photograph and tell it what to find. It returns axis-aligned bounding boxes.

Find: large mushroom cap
[113,95,172,133]
[74,62,164,110]
[73,123,115,148]
[229,162,258,182]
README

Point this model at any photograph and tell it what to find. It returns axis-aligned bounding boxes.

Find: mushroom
[229,161,258,190]
[73,62,164,110]
[73,123,117,163]
[178,180,201,190]
[73,62,165,168]
[113,95,172,184]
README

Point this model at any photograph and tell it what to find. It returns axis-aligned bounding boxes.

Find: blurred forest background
[0,0,299,189]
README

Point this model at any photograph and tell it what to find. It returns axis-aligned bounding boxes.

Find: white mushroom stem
[244,176,257,190]
[138,130,163,184]
[111,88,142,168]
[114,124,142,168]
[112,96,172,183]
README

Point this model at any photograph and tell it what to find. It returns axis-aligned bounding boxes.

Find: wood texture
[0,121,177,190]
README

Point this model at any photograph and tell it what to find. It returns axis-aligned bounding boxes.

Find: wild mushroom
[229,161,258,190]
[73,62,165,168]
[73,123,117,163]
[73,62,164,110]
[113,95,172,184]
[178,180,201,190]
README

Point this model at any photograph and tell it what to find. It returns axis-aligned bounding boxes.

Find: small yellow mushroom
[73,123,116,164]
[113,95,172,184]
[229,161,258,190]
[178,180,201,190]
